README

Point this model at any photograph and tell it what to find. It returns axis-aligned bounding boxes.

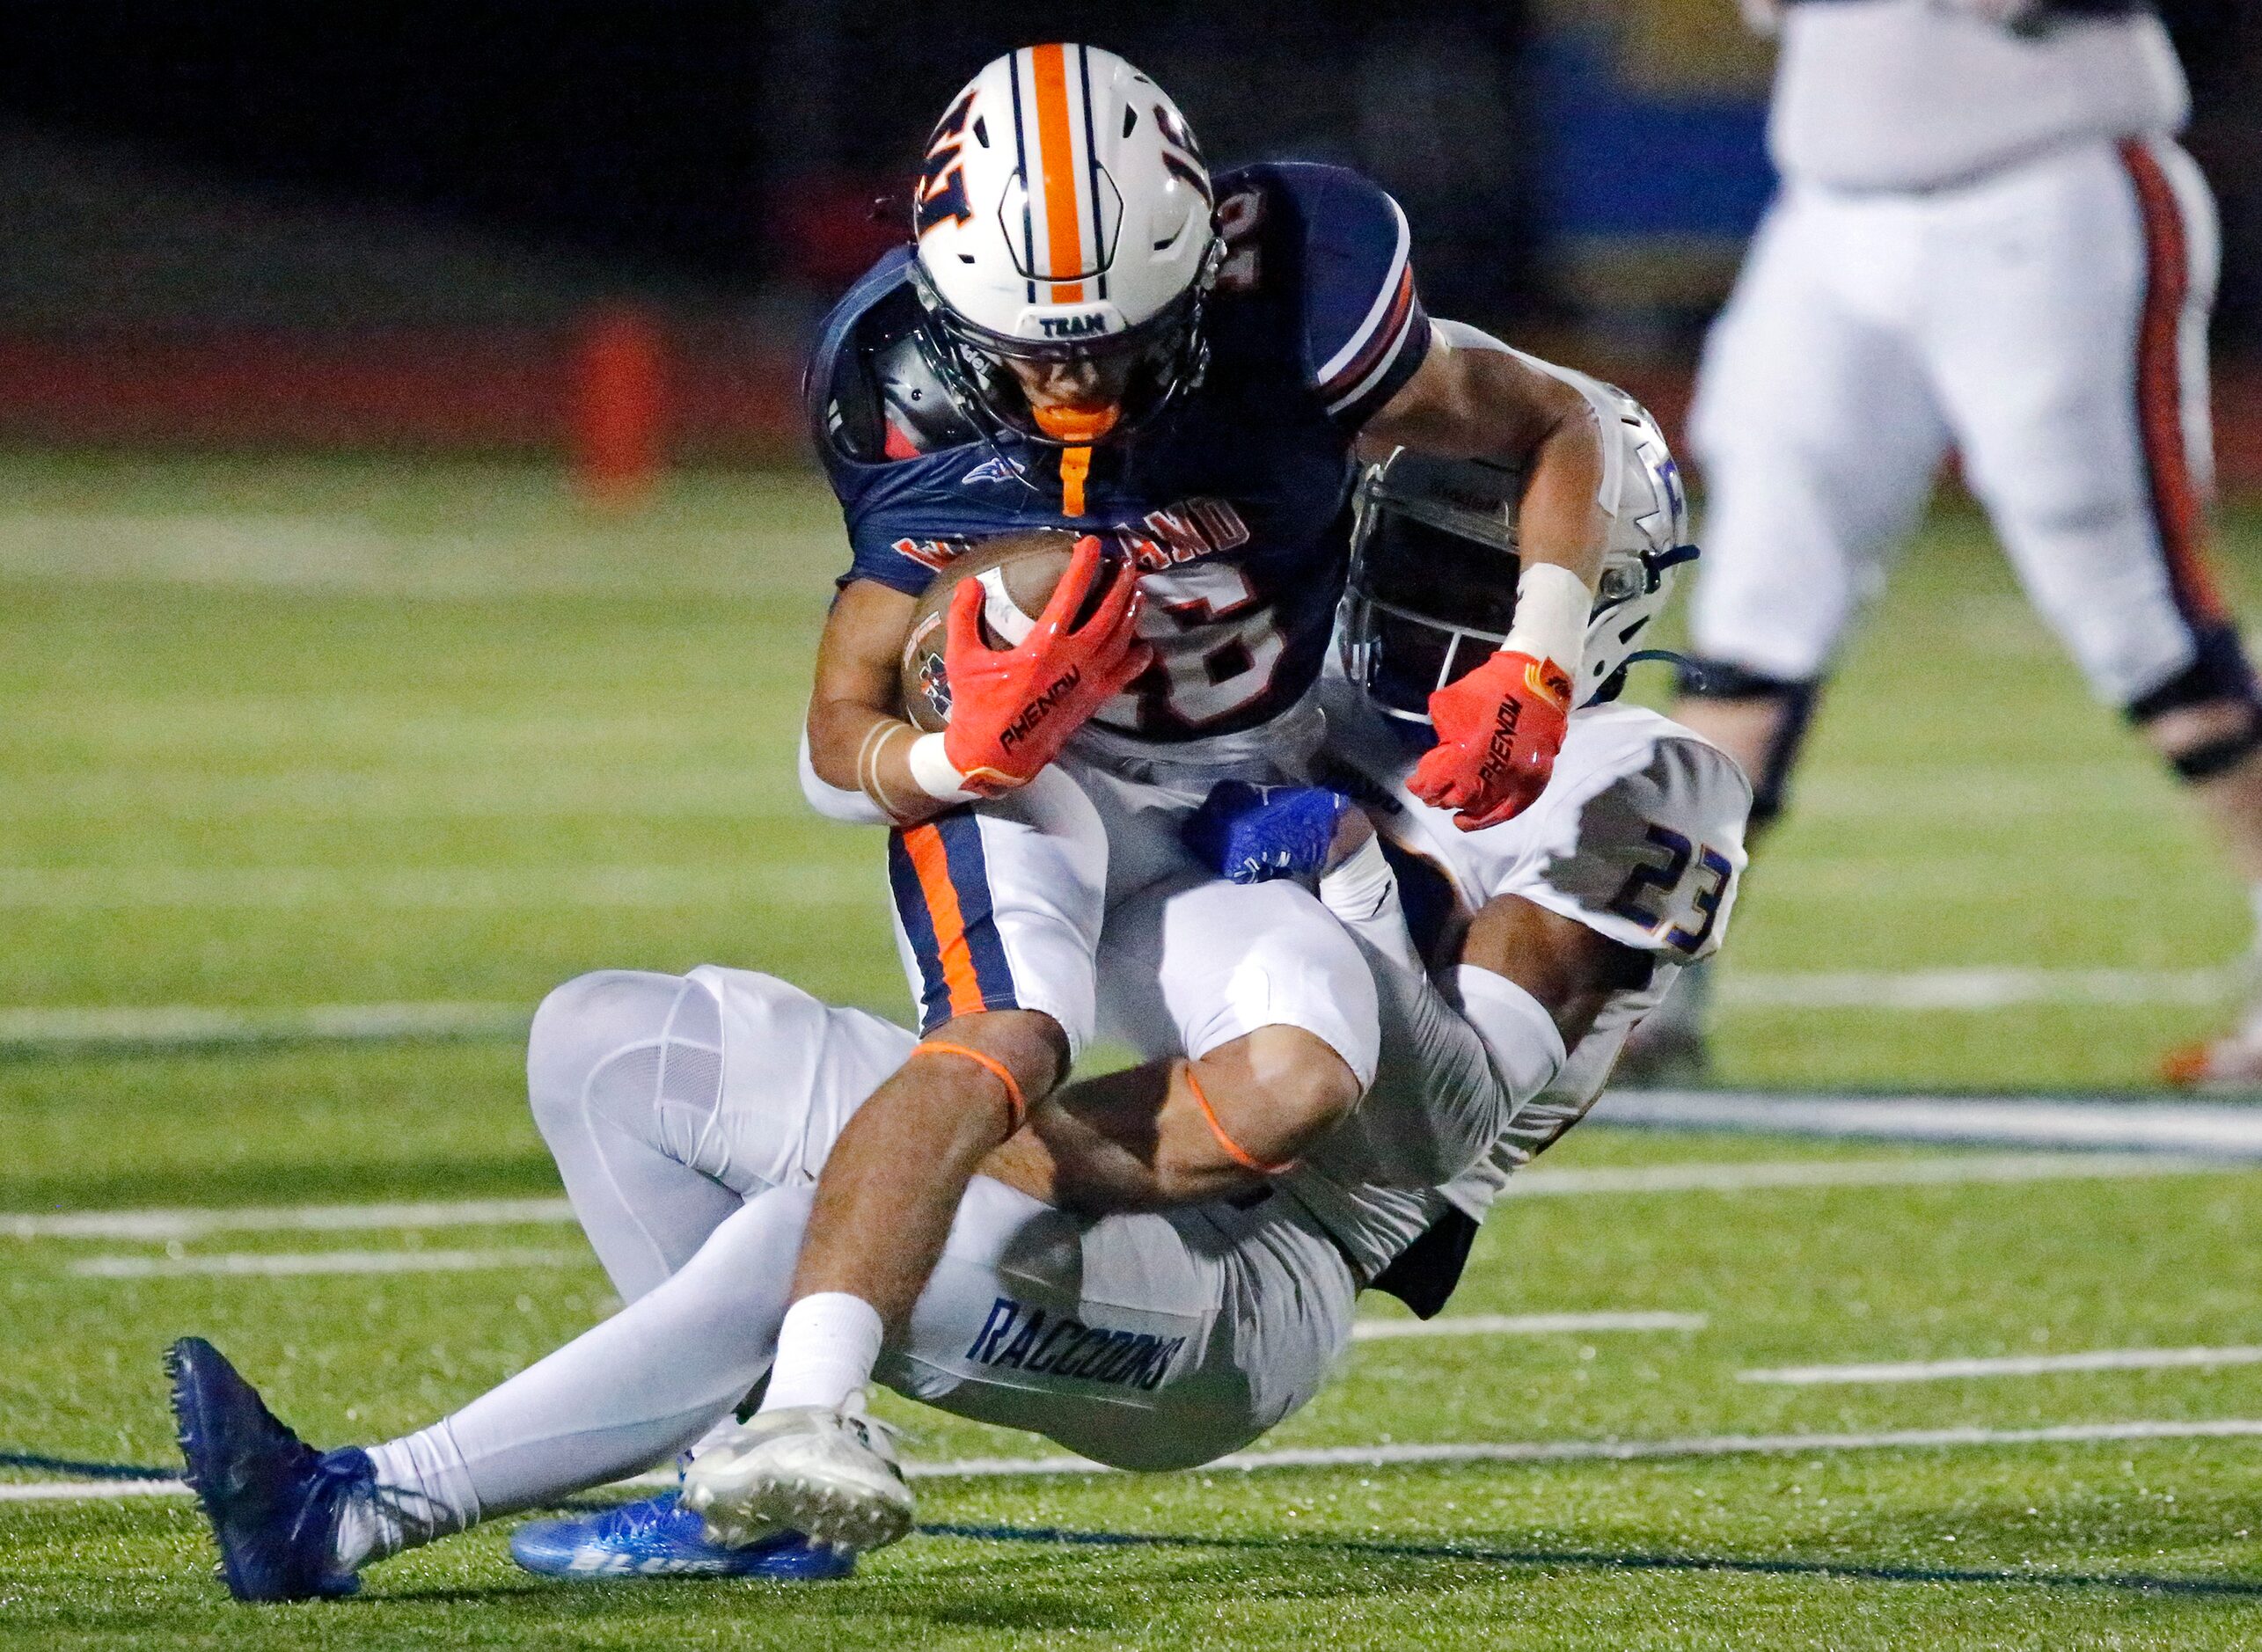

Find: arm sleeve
[1275,164,1434,430]
[1497,735,1753,961]
[1309,837,1511,1188]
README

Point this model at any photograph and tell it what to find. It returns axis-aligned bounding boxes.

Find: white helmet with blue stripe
[908,43,1222,446]
[1341,371,1698,719]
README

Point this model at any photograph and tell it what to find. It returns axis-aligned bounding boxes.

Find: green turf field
[6,454,2262,1648]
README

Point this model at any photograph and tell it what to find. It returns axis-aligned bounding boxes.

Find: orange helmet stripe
[1029,43,1087,304]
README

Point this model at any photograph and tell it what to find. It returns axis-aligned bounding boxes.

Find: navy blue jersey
[808,161,1432,742]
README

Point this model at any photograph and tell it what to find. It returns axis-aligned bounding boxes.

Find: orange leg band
[1181,1061,1297,1177]
[910,1040,1028,1132]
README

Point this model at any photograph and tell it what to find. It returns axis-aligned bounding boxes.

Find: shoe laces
[609,1494,688,1539]
[837,1392,915,1451]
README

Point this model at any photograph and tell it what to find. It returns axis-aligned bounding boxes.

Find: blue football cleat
[510,1490,856,1581]
[1182,781,1356,885]
[166,1335,370,1603]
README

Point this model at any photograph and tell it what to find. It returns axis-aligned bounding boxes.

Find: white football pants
[1689,135,2228,707]
[882,715,1379,1088]
[356,967,1357,1553]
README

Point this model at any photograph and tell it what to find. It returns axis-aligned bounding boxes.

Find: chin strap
[1581,647,1695,711]
[1621,647,1693,674]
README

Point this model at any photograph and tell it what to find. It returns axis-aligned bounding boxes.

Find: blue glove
[1182,781,1356,884]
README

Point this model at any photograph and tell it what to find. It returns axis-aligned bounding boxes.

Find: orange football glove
[942,535,1153,793]
[1407,650,1574,832]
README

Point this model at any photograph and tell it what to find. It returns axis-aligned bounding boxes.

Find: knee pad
[1675,657,1823,830]
[526,970,722,1139]
[2126,623,2262,784]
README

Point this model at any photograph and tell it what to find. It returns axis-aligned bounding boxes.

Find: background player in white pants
[1642,0,2262,1083]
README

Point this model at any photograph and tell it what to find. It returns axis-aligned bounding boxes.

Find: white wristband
[1502,561,1590,678]
[906,732,980,805]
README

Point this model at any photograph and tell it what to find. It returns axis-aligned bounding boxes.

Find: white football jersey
[1284,676,1753,1270]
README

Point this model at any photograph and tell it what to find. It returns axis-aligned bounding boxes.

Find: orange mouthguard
[1031,402,1121,442]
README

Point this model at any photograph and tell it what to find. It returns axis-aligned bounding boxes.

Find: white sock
[758,1292,884,1413]
[330,1426,480,1570]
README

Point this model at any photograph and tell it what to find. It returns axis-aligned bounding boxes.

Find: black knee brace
[2126,622,2262,784]
[1677,657,1824,830]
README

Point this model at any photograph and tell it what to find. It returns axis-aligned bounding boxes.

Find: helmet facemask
[909,245,1219,450]
[1339,442,1696,733]
[1339,464,1523,727]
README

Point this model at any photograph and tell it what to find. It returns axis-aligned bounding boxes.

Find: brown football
[898,529,1107,731]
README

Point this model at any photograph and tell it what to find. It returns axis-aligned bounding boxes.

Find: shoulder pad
[804,250,978,466]
[1212,162,1429,428]
[1510,725,1752,960]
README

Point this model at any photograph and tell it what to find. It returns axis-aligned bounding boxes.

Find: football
[897,528,1111,731]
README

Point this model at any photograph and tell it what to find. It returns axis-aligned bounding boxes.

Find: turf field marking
[0,864,870,910]
[923,1522,2262,1600]
[0,1479,190,1502]
[8,1151,2244,1241]
[0,968,2239,1056]
[4,1197,574,1241]
[15,1417,2262,1503]
[66,1246,590,1278]
[1497,1151,2236,1195]
[1594,1092,2262,1158]
[1742,1344,2262,1386]
[1721,966,2236,1012]
[7,767,801,822]
[901,1417,2262,1480]
[0,1000,530,1055]
[1351,1312,1704,1340]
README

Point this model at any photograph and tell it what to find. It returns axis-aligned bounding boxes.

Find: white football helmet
[1340,384,1697,719]
[908,43,1221,446]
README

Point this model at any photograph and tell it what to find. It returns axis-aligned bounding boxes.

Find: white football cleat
[679,1393,914,1554]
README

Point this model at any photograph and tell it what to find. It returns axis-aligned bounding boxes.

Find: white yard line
[1721,967,2238,1012]
[0,968,2239,1054]
[0,1480,189,1502]
[910,1417,2262,1479]
[0,866,870,910]
[1593,1093,2262,1159]
[4,1197,574,1241]
[68,1247,590,1279]
[0,1001,529,1051]
[1497,1151,2236,1196]
[0,511,841,598]
[16,1417,2262,1503]
[1352,1312,1705,1340]
[9,1149,2250,1242]
[1742,1345,2262,1386]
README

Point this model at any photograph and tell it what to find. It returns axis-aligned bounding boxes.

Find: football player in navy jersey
[157,391,1746,1601]
[741,42,1626,1547]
